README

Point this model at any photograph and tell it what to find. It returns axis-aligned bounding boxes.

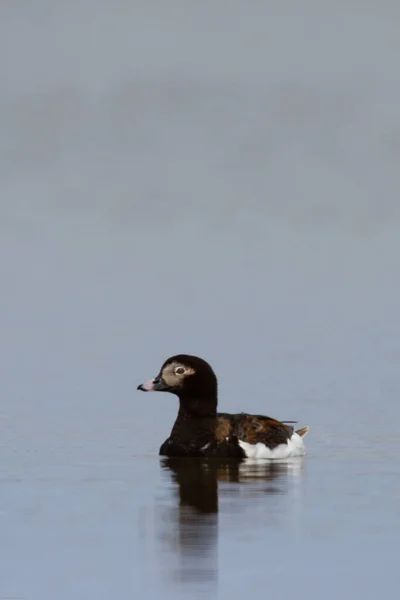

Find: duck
[137,354,309,459]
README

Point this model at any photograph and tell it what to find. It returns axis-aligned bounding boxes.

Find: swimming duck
[137,354,309,459]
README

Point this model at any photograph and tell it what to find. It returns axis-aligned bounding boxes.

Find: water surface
[1,2,400,599]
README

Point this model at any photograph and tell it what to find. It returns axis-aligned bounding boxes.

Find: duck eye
[175,366,185,375]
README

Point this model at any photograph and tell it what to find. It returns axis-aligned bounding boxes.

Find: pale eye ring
[175,366,185,375]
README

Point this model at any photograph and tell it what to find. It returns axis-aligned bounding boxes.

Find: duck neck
[170,395,217,446]
[168,393,218,448]
[177,395,217,420]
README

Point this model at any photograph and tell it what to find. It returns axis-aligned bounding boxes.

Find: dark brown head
[137,354,218,402]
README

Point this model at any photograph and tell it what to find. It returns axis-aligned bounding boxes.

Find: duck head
[137,354,218,401]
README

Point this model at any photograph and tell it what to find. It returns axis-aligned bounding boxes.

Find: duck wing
[217,412,293,449]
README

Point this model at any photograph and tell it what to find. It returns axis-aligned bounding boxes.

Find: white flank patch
[290,432,306,456]
[239,432,306,460]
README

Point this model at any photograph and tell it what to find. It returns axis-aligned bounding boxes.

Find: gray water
[1,1,400,599]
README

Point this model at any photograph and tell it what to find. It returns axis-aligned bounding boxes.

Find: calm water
[1,2,400,599]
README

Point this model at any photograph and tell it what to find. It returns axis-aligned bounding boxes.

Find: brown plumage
[137,354,309,459]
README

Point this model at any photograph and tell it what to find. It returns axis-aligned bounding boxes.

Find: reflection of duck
[162,458,221,513]
[138,354,309,458]
[159,458,220,587]
[162,457,304,510]
[159,457,305,588]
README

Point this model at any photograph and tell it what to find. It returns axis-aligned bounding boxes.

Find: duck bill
[137,379,156,391]
[137,376,170,392]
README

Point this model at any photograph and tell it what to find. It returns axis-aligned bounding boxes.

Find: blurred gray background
[1,2,400,599]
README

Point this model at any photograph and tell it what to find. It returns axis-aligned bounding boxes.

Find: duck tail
[295,426,309,438]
